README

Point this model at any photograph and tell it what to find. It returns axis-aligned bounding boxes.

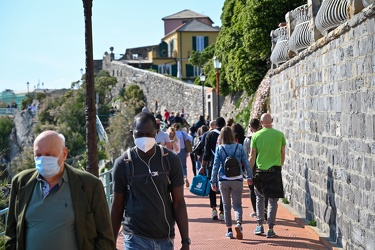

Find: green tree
[21,94,33,110]
[95,70,117,105]
[8,145,34,176]
[0,117,14,154]
[215,0,305,95]
[105,84,145,160]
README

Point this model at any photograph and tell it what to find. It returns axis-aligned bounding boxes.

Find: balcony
[270,26,289,67]
[315,0,349,36]
[288,4,312,54]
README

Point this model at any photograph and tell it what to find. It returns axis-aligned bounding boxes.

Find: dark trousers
[189,153,196,176]
[207,166,223,211]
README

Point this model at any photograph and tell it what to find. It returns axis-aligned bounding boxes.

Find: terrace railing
[270,0,373,68]
[288,4,312,54]
[270,26,289,68]
[315,0,349,36]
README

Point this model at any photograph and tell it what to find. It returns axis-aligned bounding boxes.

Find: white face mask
[35,152,62,178]
[134,137,156,153]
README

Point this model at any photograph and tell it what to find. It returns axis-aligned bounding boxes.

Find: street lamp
[213,56,222,117]
[27,82,29,94]
[200,72,206,118]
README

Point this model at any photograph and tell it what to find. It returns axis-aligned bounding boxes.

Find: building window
[132,54,138,60]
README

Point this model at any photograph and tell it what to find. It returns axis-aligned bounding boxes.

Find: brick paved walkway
[116,157,339,250]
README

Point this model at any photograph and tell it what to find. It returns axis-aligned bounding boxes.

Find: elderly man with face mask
[111,112,190,250]
[5,130,115,250]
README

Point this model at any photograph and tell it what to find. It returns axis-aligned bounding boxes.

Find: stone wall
[102,55,248,125]
[270,5,375,249]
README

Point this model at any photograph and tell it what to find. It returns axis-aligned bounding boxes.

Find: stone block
[351,224,366,249]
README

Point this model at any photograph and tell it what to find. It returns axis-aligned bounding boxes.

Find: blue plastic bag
[190,174,210,196]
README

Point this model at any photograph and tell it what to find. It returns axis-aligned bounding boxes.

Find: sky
[0,0,225,93]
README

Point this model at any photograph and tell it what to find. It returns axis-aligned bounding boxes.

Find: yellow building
[123,10,220,79]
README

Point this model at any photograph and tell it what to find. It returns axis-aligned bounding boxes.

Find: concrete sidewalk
[116,158,339,250]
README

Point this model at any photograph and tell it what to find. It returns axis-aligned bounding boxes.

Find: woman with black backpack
[210,126,253,240]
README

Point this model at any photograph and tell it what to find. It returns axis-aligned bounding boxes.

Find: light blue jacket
[211,143,252,184]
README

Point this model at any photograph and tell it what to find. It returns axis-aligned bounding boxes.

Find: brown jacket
[5,164,116,250]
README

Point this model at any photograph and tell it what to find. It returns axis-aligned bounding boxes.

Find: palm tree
[82,0,98,177]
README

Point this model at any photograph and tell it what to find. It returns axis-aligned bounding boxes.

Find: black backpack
[192,136,202,155]
[221,144,241,177]
[123,145,171,204]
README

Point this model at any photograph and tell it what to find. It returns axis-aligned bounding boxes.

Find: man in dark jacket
[5,130,115,250]
[199,117,226,220]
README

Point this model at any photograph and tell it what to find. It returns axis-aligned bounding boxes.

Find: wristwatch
[181,238,191,245]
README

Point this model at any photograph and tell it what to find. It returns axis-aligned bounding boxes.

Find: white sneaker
[235,223,243,240]
[225,231,234,239]
[219,212,225,221]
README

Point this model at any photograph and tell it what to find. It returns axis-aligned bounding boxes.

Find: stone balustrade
[270,0,374,68]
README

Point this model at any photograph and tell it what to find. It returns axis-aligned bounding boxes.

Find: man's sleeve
[5,177,19,250]
[202,132,212,161]
[112,155,127,194]
[168,152,184,188]
[281,133,286,146]
[91,179,116,249]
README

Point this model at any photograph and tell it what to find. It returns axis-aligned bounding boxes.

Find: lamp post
[200,72,206,118]
[213,56,222,117]
[27,82,29,94]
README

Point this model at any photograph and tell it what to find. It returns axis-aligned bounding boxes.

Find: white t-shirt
[156,130,171,146]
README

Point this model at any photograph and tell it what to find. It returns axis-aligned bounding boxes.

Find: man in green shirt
[249,113,286,238]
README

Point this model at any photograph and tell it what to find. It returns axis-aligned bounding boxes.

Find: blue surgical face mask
[35,152,63,178]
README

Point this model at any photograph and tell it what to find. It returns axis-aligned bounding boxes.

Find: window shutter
[204,36,208,48]
[186,64,194,77]
[192,36,196,51]
[172,64,177,76]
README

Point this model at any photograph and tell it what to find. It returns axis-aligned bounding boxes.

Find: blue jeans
[123,233,174,250]
[177,148,187,177]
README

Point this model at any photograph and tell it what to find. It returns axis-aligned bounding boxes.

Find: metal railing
[315,0,349,36]
[288,4,312,54]
[0,169,113,237]
[0,108,15,116]
[99,169,113,209]
[0,207,9,236]
[269,0,372,67]
[270,26,289,67]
